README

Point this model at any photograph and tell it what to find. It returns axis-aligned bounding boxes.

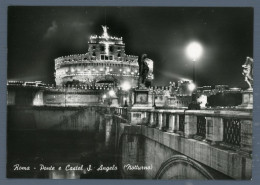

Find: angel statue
[137,54,149,88]
[102,25,109,38]
[242,57,253,89]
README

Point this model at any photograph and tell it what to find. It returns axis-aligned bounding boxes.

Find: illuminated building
[54,26,154,87]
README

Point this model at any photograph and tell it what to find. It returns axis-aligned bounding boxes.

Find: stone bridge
[7,105,252,179]
[103,107,252,180]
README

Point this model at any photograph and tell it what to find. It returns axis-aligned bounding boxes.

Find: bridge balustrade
[196,116,206,138]
[154,112,159,127]
[123,108,252,153]
[165,113,170,131]
[178,114,185,133]
[223,118,241,146]
[113,107,129,120]
[122,108,128,120]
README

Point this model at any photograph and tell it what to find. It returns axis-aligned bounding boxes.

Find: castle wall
[7,87,38,106]
[43,92,100,106]
[7,86,103,107]
[7,106,100,130]
[33,90,44,106]
[55,61,140,86]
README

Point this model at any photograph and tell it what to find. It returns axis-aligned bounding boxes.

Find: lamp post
[102,94,107,105]
[153,87,156,107]
[186,42,203,85]
[186,42,203,104]
[121,81,131,107]
[108,89,115,107]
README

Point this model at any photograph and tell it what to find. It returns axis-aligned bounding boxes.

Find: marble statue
[137,54,149,87]
[102,25,109,38]
[242,57,253,89]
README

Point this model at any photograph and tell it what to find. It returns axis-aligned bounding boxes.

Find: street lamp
[121,81,131,107]
[188,82,196,92]
[186,42,203,106]
[121,81,131,91]
[186,42,203,85]
[108,89,115,97]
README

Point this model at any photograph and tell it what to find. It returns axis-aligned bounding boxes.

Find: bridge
[8,104,252,179]
[102,106,252,179]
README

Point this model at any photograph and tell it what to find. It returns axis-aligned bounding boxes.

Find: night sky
[8,7,253,88]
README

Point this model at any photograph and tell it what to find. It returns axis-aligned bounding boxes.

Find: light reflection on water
[49,163,82,179]
[7,130,110,178]
[7,129,121,179]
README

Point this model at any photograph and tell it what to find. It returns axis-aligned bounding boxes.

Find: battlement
[55,54,138,70]
[89,35,124,45]
[7,80,116,91]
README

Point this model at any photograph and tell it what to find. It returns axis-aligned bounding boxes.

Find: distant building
[215,85,229,91]
[195,85,242,107]
[177,80,192,95]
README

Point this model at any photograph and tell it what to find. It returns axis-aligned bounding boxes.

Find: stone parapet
[128,108,252,153]
[141,126,252,179]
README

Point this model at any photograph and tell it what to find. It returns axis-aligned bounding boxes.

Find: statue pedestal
[132,88,152,108]
[130,88,153,125]
[239,89,253,109]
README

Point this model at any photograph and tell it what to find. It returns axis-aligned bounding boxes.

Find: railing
[223,118,241,146]
[122,108,128,120]
[197,116,206,138]
[165,113,170,130]
[114,107,128,120]
[179,115,185,132]
[126,108,252,153]
[154,112,159,127]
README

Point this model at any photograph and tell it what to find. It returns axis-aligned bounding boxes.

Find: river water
[7,129,120,179]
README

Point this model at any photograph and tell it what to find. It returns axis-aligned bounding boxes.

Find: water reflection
[7,129,119,179]
[49,163,82,179]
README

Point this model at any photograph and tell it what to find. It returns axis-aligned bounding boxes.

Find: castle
[54,26,153,87]
[7,26,155,107]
